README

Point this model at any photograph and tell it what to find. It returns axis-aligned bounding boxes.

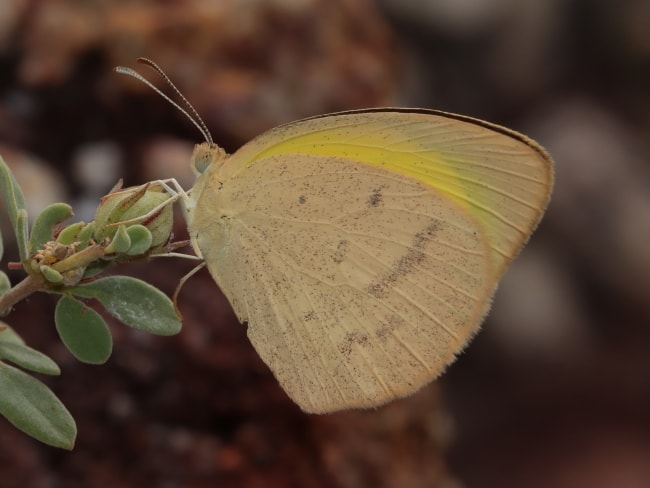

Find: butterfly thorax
[187,143,230,260]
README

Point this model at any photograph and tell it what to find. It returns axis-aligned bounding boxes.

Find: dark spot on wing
[338,331,370,357]
[366,220,440,299]
[366,282,388,300]
[376,314,405,341]
[413,222,439,249]
[303,310,316,321]
[367,186,385,207]
[298,195,306,204]
[331,239,349,264]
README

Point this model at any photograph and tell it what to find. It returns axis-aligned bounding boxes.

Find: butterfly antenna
[113,58,214,145]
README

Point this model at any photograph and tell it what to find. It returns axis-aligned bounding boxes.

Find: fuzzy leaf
[40,264,64,284]
[0,272,10,295]
[70,276,181,335]
[125,225,152,255]
[16,208,29,262]
[81,260,111,279]
[54,296,112,364]
[104,224,131,254]
[56,222,85,245]
[0,324,25,345]
[0,362,76,449]
[75,222,95,250]
[0,339,60,375]
[0,155,26,233]
[29,203,73,253]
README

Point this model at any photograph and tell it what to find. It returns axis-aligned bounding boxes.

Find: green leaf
[0,325,60,375]
[81,260,111,279]
[0,361,76,449]
[125,225,152,255]
[29,203,73,253]
[0,342,60,375]
[0,272,10,295]
[76,222,95,250]
[0,155,29,259]
[0,154,26,232]
[40,264,64,284]
[56,222,85,245]
[16,208,29,262]
[0,328,60,375]
[70,276,181,336]
[104,224,131,254]
[54,296,112,364]
[0,324,25,345]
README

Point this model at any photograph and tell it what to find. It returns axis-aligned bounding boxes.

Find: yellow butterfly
[117,59,553,414]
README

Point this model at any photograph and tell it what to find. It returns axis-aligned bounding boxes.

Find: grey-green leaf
[56,222,85,245]
[54,296,112,364]
[125,224,152,255]
[29,203,73,253]
[40,264,64,284]
[0,154,26,233]
[104,224,131,254]
[0,361,76,449]
[70,276,181,335]
[16,208,29,262]
[0,272,10,295]
[75,222,95,250]
[0,324,25,345]
[0,342,60,375]
[81,260,111,279]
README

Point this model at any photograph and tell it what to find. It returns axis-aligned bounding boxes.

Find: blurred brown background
[1,0,650,487]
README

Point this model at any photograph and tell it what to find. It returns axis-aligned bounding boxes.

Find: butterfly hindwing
[192,152,494,412]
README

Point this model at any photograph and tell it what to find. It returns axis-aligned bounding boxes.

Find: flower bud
[93,184,173,254]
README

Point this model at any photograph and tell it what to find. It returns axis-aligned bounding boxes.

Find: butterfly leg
[146,178,205,261]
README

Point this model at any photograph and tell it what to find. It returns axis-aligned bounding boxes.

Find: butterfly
[116,59,553,413]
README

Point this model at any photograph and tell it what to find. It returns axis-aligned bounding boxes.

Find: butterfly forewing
[218,109,553,277]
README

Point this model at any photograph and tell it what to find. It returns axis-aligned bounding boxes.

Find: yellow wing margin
[220,109,554,277]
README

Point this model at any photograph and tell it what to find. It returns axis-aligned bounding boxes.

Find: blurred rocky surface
[1,0,650,487]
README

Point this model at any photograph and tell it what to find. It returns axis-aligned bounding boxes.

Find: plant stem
[0,244,108,316]
[0,274,44,316]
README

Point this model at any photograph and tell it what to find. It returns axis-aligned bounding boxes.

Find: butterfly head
[191,142,228,175]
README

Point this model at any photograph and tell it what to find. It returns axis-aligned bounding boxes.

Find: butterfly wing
[216,109,553,277]
[189,109,553,413]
